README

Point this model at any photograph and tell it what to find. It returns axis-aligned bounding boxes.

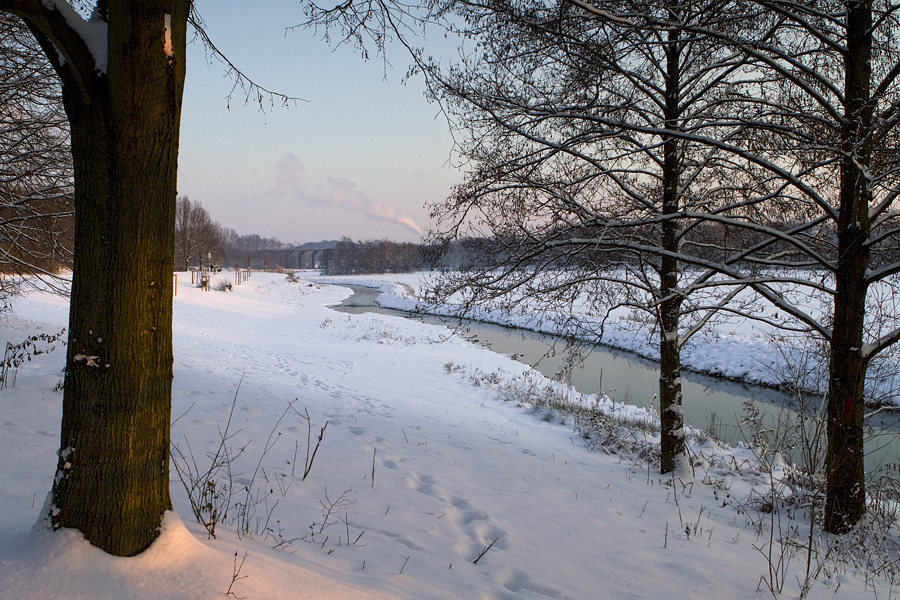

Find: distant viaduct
[273,249,323,270]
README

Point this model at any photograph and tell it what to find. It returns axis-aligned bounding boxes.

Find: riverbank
[0,272,893,599]
[309,272,900,409]
[330,283,900,473]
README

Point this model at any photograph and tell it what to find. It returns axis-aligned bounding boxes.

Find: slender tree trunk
[27,1,190,556]
[824,0,872,533]
[658,22,685,474]
[658,272,684,474]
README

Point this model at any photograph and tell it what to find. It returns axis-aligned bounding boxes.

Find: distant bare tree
[174,196,227,270]
[221,232,288,269]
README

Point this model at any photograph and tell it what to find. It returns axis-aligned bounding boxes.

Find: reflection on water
[331,285,900,470]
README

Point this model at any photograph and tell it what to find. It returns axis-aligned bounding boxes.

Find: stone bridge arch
[272,249,322,270]
[299,250,321,269]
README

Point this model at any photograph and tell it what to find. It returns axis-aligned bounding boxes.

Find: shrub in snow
[211,277,232,292]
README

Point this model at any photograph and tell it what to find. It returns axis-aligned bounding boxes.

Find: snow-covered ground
[0,272,894,599]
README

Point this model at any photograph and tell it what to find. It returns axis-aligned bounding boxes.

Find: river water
[331,285,900,471]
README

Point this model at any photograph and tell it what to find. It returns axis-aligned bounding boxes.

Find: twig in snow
[473,536,499,565]
[318,487,356,534]
[302,409,328,481]
[171,401,194,426]
[226,551,249,599]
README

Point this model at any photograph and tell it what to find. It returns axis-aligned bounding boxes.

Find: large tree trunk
[18,0,190,556]
[824,0,872,533]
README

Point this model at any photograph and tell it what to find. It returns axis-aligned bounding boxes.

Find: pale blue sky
[177,0,461,245]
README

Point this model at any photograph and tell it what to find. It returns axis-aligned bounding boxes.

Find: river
[331,284,900,471]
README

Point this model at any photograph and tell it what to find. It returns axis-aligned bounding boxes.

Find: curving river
[331,285,900,471]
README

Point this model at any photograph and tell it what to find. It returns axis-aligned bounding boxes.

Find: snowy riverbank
[0,272,893,599]
[311,272,900,406]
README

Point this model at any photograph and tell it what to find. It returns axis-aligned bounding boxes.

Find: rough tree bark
[1,0,190,556]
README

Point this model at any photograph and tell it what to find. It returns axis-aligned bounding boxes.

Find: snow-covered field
[0,272,894,599]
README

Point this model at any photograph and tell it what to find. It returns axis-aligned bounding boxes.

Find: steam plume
[270,154,422,235]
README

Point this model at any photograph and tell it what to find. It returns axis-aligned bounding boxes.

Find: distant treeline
[175,196,323,271]
[434,219,900,273]
[318,237,424,275]
[178,202,900,276]
[173,199,433,273]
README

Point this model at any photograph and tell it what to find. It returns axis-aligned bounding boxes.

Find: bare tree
[318,237,421,274]
[419,0,780,474]
[0,14,73,303]
[221,232,289,269]
[195,220,226,268]
[174,195,226,270]
[689,0,900,532]
[299,0,776,475]
[0,0,193,557]
[174,194,195,271]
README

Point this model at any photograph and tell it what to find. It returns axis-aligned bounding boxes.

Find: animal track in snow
[449,496,470,510]
[501,570,565,599]
[457,509,490,525]
[404,474,504,564]
[378,530,423,551]
[407,473,439,497]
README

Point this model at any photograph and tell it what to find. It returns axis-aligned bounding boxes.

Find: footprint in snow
[457,508,490,525]
[407,473,439,497]
[466,522,506,560]
[449,496,470,510]
[501,569,566,599]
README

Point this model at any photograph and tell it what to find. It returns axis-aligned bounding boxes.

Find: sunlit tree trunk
[6,0,190,556]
